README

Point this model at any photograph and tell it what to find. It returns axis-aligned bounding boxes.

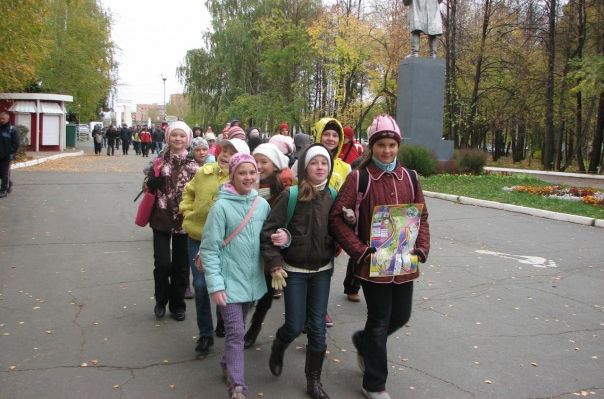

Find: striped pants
[220,302,252,394]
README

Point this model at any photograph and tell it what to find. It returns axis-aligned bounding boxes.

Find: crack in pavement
[67,292,86,361]
[0,356,212,374]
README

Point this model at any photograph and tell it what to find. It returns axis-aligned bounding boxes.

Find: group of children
[140,115,430,399]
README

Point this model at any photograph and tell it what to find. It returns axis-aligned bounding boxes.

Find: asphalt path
[1,151,602,399]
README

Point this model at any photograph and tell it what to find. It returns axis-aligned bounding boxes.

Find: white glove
[271,268,288,290]
[271,228,289,247]
[342,207,356,225]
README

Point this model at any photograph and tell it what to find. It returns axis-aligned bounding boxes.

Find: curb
[484,166,604,180]
[424,190,604,229]
[11,151,85,169]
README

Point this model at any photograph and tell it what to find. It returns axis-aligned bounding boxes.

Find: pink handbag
[134,158,163,227]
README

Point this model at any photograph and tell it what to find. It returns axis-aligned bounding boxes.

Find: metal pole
[162,77,167,121]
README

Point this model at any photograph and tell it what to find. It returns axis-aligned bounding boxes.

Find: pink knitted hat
[367,114,401,146]
[229,153,257,181]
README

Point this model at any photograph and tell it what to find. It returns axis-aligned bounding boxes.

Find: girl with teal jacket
[200,153,270,399]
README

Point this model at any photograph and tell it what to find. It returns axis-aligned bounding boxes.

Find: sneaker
[324,313,334,328]
[352,330,365,373]
[184,287,194,299]
[230,385,247,399]
[347,293,361,302]
[362,388,391,399]
[272,290,282,299]
[0,190,7,198]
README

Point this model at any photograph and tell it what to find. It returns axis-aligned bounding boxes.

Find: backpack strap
[286,185,336,227]
[286,185,299,227]
[402,167,418,202]
[223,197,260,246]
[353,168,370,234]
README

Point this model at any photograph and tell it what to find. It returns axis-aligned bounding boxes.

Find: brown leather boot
[305,348,329,399]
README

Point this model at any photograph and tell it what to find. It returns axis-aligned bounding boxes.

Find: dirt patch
[19,154,148,173]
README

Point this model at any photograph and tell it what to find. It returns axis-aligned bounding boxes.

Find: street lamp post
[162,76,167,121]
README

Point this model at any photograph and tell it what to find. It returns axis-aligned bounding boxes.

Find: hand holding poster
[369,204,423,278]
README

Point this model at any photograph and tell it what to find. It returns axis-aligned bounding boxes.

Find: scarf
[372,156,397,173]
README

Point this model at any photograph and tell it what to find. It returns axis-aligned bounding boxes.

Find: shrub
[454,148,487,175]
[398,144,438,176]
[438,158,457,174]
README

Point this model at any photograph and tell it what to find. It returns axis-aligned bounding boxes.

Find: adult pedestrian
[120,124,132,155]
[328,114,430,399]
[132,128,141,155]
[105,124,119,156]
[93,126,103,155]
[139,127,152,157]
[155,124,166,153]
[0,111,19,198]
[144,121,198,322]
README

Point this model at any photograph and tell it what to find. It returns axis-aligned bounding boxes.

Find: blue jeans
[276,268,332,352]
[188,238,214,337]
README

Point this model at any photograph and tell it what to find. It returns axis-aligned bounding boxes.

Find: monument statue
[404,0,443,58]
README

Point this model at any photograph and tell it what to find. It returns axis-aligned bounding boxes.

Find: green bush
[398,144,438,176]
[454,149,487,175]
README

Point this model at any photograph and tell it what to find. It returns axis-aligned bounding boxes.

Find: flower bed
[503,185,604,207]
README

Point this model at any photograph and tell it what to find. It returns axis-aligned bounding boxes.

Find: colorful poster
[369,204,423,277]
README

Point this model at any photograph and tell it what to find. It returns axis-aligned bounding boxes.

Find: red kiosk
[0,93,73,152]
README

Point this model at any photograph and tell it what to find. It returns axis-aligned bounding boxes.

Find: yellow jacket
[311,117,351,191]
[179,162,229,241]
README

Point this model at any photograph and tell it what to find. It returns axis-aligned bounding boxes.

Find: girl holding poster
[328,114,430,399]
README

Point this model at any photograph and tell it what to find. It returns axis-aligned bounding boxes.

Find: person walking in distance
[0,111,19,198]
[105,124,118,156]
[139,127,152,157]
[329,114,430,399]
[120,124,132,155]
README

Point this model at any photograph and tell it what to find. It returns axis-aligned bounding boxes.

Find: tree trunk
[589,93,604,173]
[464,0,491,148]
[543,0,556,170]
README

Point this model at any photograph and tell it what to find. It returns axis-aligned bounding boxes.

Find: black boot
[269,336,289,376]
[244,308,268,349]
[305,349,329,399]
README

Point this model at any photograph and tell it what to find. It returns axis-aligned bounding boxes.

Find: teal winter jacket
[200,185,270,304]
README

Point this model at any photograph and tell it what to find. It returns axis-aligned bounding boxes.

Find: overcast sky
[100,0,211,110]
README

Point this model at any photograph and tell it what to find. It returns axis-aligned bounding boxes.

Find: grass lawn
[421,174,604,220]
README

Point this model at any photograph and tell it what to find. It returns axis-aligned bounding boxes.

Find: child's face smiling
[306,156,329,185]
[232,163,257,195]
[254,154,277,180]
[169,130,188,152]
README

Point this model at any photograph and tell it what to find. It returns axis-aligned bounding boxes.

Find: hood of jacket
[295,143,334,185]
[311,117,345,159]
[216,184,260,204]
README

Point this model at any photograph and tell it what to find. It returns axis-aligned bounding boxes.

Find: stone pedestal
[396,57,453,161]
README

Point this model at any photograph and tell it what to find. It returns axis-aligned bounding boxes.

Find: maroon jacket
[329,162,430,284]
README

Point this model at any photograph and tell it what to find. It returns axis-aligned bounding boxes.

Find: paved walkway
[1,149,602,399]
